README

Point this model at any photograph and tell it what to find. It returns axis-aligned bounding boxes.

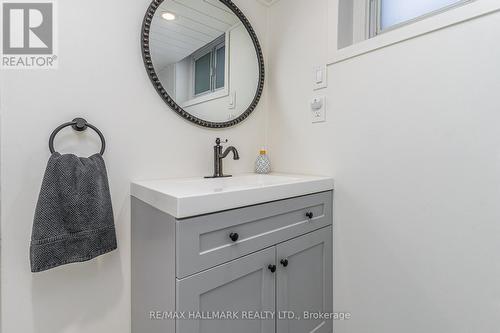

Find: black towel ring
[49,118,106,155]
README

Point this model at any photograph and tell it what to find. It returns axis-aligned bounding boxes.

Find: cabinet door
[277,227,333,333]
[177,247,276,333]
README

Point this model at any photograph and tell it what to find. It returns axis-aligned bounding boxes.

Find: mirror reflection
[149,0,260,123]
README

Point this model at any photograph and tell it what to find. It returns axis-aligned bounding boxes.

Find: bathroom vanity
[131,174,334,333]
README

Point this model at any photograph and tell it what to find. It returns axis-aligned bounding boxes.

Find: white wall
[337,0,353,49]
[158,64,176,99]
[267,0,500,332]
[0,0,268,332]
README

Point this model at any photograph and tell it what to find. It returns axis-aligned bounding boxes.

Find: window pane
[380,0,464,30]
[215,46,225,89]
[194,52,211,95]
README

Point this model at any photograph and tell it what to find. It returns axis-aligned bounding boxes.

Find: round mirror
[142,0,265,128]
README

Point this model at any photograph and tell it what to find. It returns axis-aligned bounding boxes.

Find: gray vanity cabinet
[176,247,276,333]
[176,227,333,333]
[277,227,333,333]
[176,191,333,279]
[132,190,334,333]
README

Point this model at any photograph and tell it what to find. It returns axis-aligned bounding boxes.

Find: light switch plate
[228,91,236,109]
[311,96,326,123]
[313,65,327,90]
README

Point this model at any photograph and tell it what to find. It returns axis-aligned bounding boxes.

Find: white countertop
[131,173,334,218]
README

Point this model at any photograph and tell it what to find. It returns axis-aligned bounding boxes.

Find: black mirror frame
[141,0,265,128]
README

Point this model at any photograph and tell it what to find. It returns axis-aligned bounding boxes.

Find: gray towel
[30,153,117,272]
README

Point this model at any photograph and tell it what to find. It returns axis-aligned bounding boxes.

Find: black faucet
[205,138,240,178]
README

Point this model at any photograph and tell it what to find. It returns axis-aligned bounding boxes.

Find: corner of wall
[263,1,271,150]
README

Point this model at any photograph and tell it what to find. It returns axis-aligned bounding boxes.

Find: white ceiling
[150,0,239,70]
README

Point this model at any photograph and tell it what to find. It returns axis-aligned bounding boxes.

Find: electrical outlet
[311,96,326,123]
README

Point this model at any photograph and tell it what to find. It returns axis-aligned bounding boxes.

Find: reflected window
[194,53,212,95]
[215,45,225,89]
[193,35,226,97]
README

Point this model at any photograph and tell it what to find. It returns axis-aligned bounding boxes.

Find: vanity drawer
[176,191,333,278]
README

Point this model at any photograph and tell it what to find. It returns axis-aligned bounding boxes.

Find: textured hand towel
[30,153,117,272]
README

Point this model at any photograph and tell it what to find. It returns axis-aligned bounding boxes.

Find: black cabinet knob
[229,232,239,242]
[280,259,289,267]
[268,264,276,273]
[306,212,314,219]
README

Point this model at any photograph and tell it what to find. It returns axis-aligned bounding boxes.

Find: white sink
[131,173,334,218]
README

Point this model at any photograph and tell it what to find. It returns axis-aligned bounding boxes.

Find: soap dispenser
[255,149,271,174]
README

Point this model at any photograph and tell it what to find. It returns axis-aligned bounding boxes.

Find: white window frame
[368,0,474,38]
[329,0,500,65]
